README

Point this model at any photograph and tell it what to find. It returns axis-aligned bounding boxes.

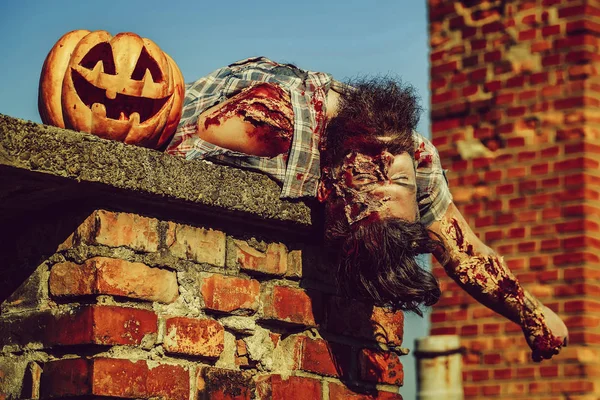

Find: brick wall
[0,116,406,399]
[428,0,600,398]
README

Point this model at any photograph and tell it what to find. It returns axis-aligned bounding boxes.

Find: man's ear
[317,180,331,203]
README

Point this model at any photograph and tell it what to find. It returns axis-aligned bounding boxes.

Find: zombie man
[166,57,568,361]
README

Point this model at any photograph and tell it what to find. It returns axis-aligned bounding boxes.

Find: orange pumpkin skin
[39,30,184,149]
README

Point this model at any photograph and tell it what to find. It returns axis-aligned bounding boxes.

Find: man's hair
[322,76,422,168]
[322,76,441,315]
[330,218,442,316]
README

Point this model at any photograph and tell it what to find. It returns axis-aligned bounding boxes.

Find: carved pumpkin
[39,30,184,149]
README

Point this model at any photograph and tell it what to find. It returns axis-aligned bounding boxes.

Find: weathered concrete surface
[0,114,315,230]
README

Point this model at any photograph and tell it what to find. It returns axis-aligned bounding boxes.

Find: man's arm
[428,201,568,361]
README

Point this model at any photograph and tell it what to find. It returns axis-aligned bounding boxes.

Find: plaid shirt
[413,133,453,226]
[166,57,452,226]
[166,56,335,198]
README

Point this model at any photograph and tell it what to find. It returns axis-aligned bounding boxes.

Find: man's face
[328,146,418,225]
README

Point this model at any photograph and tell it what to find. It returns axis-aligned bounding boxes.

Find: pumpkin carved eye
[79,42,116,75]
[131,47,163,82]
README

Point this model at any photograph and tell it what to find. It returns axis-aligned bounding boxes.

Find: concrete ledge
[0,114,314,230]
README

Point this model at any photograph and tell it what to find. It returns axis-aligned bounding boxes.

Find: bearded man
[166,57,568,361]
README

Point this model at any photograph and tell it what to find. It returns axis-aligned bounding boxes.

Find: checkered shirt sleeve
[165,57,334,199]
[413,132,453,227]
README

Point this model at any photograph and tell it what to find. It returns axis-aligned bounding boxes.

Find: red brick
[555,283,600,297]
[463,203,482,215]
[298,337,351,378]
[450,73,467,84]
[358,349,403,386]
[564,365,600,377]
[471,370,489,382]
[462,27,478,39]
[261,286,319,327]
[483,323,502,335]
[149,365,195,400]
[326,297,403,346]
[468,67,487,82]
[555,96,585,110]
[432,118,461,133]
[167,222,225,266]
[475,215,493,228]
[432,90,458,104]
[567,19,600,35]
[564,300,600,313]
[234,240,288,276]
[255,375,321,400]
[40,358,189,400]
[483,353,502,365]
[13,305,158,348]
[530,72,548,85]
[484,50,501,63]
[484,80,502,92]
[197,367,254,399]
[431,61,458,75]
[164,316,224,358]
[40,358,91,398]
[507,227,525,239]
[430,50,446,62]
[565,315,600,329]
[89,305,157,346]
[328,382,402,400]
[518,28,537,40]
[496,213,515,225]
[496,184,514,196]
[550,380,596,393]
[201,273,260,314]
[507,105,526,117]
[482,21,503,34]
[518,241,537,252]
[461,325,479,336]
[430,327,458,335]
[464,385,479,397]
[507,76,526,89]
[462,85,478,97]
[506,258,526,271]
[531,163,549,175]
[430,311,446,323]
[494,368,513,380]
[89,210,159,252]
[509,197,527,209]
[485,230,503,242]
[540,365,559,378]
[49,257,178,303]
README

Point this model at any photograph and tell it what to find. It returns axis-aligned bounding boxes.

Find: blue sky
[0,1,431,397]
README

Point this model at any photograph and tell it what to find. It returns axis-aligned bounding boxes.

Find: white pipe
[414,335,464,400]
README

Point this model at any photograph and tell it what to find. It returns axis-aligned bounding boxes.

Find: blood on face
[326,150,417,225]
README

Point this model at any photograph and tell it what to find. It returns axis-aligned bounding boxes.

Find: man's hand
[527,305,568,362]
[429,202,567,361]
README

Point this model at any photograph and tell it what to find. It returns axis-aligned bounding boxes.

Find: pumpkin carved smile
[39,30,184,148]
[71,68,170,123]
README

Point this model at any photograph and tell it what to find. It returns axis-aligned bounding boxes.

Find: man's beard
[327,217,442,316]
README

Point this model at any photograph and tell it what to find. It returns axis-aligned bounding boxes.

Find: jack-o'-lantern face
[39,30,184,149]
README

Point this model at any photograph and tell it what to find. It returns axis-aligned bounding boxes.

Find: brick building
[429,0,600,398]
[0,116,405,399]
